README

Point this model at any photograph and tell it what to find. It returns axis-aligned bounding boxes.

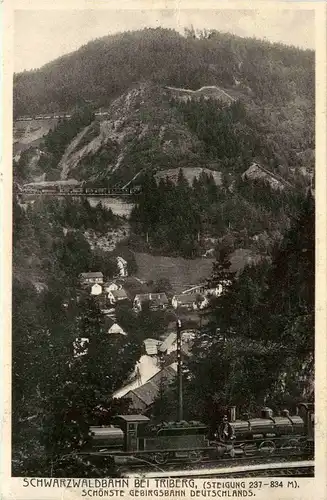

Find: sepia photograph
[3,1,326,497]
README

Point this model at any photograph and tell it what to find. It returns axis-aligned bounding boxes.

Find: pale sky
[14,9,314,73]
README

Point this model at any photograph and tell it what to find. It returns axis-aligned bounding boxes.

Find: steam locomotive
[80,403,314,465]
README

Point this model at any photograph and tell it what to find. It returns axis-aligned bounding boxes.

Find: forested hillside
[129,169,306,258]
[152,193,315,425]
[14,28,314,190]
[12,196,140,475]
[14,28,314,116]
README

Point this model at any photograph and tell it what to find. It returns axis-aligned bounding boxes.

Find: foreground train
[81,403,314,465]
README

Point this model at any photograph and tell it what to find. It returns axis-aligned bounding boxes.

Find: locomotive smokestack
[176,319,183,421]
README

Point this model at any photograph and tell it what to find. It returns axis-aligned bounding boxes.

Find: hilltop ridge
[14,27,314,116]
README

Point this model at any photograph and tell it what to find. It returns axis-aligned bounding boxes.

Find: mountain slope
[57,83,204,184]
[13,28,314,188]
[14,28,314,116]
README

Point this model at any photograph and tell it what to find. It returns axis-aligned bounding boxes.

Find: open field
[134,252,214,292]
[134,248,261,293]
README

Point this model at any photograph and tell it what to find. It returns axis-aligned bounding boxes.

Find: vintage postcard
[1,0,326,499]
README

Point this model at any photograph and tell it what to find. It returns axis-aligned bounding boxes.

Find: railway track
[123,460,314,478]
[118,453,313,476]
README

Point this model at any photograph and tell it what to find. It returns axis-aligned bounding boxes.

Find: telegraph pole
[176,319,183,421]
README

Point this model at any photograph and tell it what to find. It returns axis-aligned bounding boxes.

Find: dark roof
[116,414,150,422]
[135,293,168,304]
[150,365,177,386]
[110,289,128,299]
[124,391,148,411]
[103,280,119,287]
[80,272,103,279]
[129,381,159,406]
[174,293,200,304]
[120,277,149,300]
[124,365,177,409]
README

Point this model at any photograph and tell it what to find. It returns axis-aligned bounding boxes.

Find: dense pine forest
[14,28,314,117]
[130,168,306,258]
[151,194,314,424]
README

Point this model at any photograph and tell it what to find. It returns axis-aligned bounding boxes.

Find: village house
[181,284,206,295]
[90,283,103,296]
[113,355,161,400]
[100,308,116,318]
[103,281,120,293]
[171,293,204,311]
[133,293,169,312]
[182,283,223,297]
[108,288,129,306]
[206,284,223,297]
[158,330,195,357]
[122,364,177,413]
[158,332,177,356]
[106,320,127,337]
[80,271,104,285]
[116,256,128,277]
[118,276,149,302]
[143,338,162,356]
[198,285,224,308]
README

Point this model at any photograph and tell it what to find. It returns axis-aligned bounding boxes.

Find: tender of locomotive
[84,415,210,464]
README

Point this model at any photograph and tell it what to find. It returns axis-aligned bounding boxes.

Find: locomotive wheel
[153,452,169,465]
[188,451,202,463]
[259,440,276,454]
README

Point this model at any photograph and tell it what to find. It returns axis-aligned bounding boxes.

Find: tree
[182,193,315,426]
[259,193,315,404]
[150,375,177,423]
[153,278,173,296]
[39,295,143,471]
[208,248,235,288]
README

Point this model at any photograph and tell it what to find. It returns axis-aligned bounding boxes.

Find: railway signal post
[176,319,183,421]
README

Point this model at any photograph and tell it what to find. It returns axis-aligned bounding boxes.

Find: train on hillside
[80,403,314,465]
[15,111,109,122]
[15,114,72,121]
[21,184,141,196]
